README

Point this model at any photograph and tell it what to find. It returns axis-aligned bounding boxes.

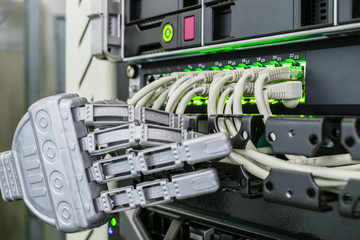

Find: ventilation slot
[319,0,327,21]
[301,0,328,27]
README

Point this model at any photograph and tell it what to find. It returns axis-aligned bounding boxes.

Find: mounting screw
[126,65,136,78]
[239,178,247,188]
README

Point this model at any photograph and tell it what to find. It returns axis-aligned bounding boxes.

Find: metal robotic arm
[0,93,232,232]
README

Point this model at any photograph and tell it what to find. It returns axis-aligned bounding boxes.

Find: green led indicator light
[195,68,203,71]
[193,100,203,105]
[211,66,220,70]
[253,62,263,67]
[237,63,248,69]
[111,218,117,227]
[163,23,174,43]
[223,65,233,70]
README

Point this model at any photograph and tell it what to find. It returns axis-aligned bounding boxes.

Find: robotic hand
[0,93,231,232]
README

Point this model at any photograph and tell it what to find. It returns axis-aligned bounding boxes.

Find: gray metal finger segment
[96,186,135,213]
[138,132,230,174]
[82,123,188,155]
[87,153,140,183]
[74,104,135,126]
[96,169,220,214]
[137,108,197,130]
[137,144,182,174]
[140,124,187,146]
[137,179,171,208]
[137,109,196,130]
[81,123,137,155]
[74,102,197,131]
[136,107,175,127]
[88,132,231,182]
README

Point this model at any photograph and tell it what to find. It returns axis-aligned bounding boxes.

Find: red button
[184,16,195,41]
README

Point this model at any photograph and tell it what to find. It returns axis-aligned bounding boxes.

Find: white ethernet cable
[230,150,347,188]
[228,149,348,188]
[219,87,258,151]
[135,89,156,107]
[209,69,244,96]
[166,83,199,112]
[152,88,171,110]
[168,72,198,98]
[232,67,265,129]
[128,72,188,105]
[175,85,209,114]
[166,71,220,113]
[292,154,356,167]
[135,86,168,107]
[215,85,261,168]
[265,81,303,109]
[209,71,228,94]
[217,73,354,187]
[208,69,244,116]
[216,85,234,135]
[235,148,360,183]
[144,86,167,107]
[208,75,233,114]
[254,67,301,120]
[224,95,239,137]
[216,86,234,114]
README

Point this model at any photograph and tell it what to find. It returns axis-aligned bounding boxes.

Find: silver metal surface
[121,0,125,59]
[334,0,338,26]
[201,0,204,46]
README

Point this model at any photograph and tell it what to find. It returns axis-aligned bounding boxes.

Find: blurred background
[0,0,116,239]
[0,0,65,239]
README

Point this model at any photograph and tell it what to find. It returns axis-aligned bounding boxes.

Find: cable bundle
[128,66,360,192]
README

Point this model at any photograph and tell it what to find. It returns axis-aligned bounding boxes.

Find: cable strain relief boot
[170,72,189,80]
[228,69,245,82]
[266,81,303,100]
[200,70,222,83]
[246,67,266,81]
[261,67,291,83]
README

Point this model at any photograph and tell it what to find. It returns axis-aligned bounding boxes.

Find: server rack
[89,1,360,239]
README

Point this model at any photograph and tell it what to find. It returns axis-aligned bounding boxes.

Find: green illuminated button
[111,217,117,226]
[163,23,174,43]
